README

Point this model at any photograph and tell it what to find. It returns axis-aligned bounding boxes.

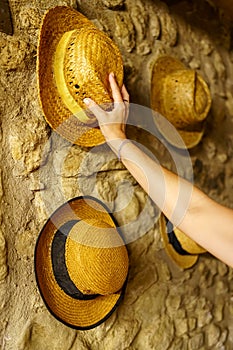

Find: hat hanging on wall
[151,56,212,149]
[159,214,206,269]
[34,196,129,330]
[37,6,124,147]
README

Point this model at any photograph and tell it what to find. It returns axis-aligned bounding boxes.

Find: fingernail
[84,98,90,105]
[110,72,115,78]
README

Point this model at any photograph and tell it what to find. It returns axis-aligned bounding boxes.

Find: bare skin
[84,73,233,268]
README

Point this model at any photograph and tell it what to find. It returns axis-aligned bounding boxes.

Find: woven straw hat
[35,196,129,330]
[151,56,211,149]
[159,214,206,269]
[37,6,124,147]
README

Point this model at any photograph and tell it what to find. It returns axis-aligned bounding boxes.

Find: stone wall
[0,0,233,349]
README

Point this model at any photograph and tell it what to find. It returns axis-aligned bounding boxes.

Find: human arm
[84,73,233,268]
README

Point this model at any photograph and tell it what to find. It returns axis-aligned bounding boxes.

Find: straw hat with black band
[37,6,124,147]
[159,214,206,269]
[151,56,212,149]
[34,196,129,330]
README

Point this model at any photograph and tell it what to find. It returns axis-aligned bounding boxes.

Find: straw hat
[159,214,206,269]
[34,196,129,330]
[37,6,124,147]
[151,56,212,149]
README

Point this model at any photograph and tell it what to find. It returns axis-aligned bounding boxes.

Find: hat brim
[151,56,205,149]
[37,6,120,147]
[35,196,128,330]
[153,110,205,149]
[159,214,199,269]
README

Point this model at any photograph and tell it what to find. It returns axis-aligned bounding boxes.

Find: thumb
[83,98,105,120]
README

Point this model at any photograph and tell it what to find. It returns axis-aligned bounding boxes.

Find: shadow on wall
[158,0,233,50]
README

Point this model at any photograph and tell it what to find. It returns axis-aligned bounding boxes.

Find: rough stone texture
[102,0,125,10]
[114,12,136,53]
[0,0,233,349]
[0,167,7,282]
[0,229,7,281]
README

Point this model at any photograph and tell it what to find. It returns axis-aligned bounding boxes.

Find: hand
[83,72,130,143]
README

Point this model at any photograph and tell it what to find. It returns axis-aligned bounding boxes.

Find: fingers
[84,76,130,121]
[109,73,123,103]
[83,98,105,120]
[86,74,129,107]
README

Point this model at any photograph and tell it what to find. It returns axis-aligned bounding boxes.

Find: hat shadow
[160,0,232,50]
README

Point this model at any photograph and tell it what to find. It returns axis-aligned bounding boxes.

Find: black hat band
[51,220,99,301]
[165,217,193,256]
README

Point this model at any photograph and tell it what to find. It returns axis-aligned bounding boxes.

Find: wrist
[107,138,132,162]
[106,137,127,155]
[117,139,131,161]
[105,132,126,143]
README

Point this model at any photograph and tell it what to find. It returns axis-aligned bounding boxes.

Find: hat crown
[161,70,211,129]
[151,56,212,148]
[66,219,129,295]
[53,26,123,124]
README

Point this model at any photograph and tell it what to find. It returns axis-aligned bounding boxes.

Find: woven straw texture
[35,197,129,329]
[37,6,124,147]
[66,218,128,295]
[151,56,211,149]
[159,214,206,269]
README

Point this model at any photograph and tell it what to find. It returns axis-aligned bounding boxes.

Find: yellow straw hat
[151,56,212,149]
[34,196,129,330]
[159,214,206,269]
[37,6,124,147]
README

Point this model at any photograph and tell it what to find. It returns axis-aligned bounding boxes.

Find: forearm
[110,138,233,267]
[110,138,194,225]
